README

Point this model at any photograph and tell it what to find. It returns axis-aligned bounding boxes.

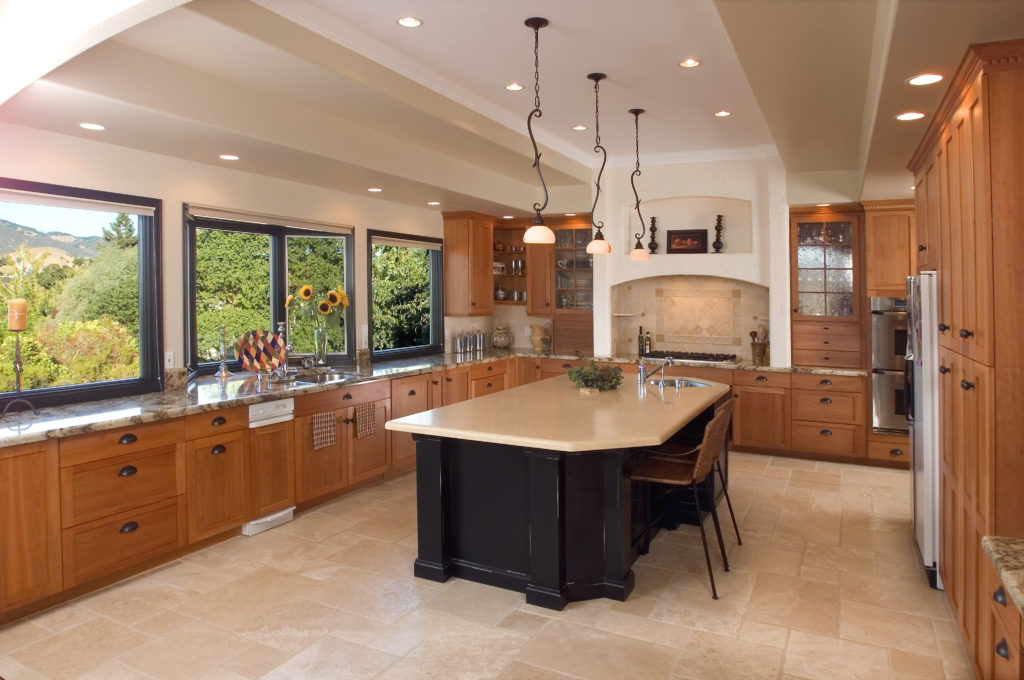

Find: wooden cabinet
[186,429,248,542]
[914,148,940,272]
[0,440,61,613]
[493,226,527,306]
[249,420,295,519]
[526,243,554,315]
[539,357,585,380]
[346,399,390,485]
[430,369,445,407]
[516,357,543,385]
[390,373,432,473]
[731,371,791,450]
[443,211,493,316]
[790,373,865,459]
[863,200,915,298]
[293,412,346,503]
[470,359,507,398]
[442,365,471,405]
[552,221,594,355]
[867,432,909,464]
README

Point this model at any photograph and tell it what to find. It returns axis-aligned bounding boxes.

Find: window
[367,231,443,358]
[186,206,354,372]
[0,177,162,406]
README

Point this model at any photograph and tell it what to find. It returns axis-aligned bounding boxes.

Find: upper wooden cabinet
[862,200,915,298]
[789,205,863,322]
[525,243,554,315]
[443,211,494,316]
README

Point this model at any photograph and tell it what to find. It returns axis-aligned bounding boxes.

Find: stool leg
[706,478,730,572]
[715,461,742,545]
[691,484,718,600]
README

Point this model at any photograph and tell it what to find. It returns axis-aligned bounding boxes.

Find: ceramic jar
[492,325,512,348]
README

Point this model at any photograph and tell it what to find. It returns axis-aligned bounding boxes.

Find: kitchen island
[386,376,731,610]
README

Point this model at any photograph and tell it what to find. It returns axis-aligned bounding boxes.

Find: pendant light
[522,17,556,245]
[585,73,611,255]
[628,108,650,261]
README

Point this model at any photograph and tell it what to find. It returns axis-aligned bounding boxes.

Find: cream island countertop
[386,377,730,452]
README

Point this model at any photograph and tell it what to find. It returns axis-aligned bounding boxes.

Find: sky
[0,201,135,238]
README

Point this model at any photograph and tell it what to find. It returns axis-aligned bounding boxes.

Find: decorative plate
[233,330,286,372]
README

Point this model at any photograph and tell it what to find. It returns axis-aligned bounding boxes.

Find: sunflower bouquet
[285,284,349,329]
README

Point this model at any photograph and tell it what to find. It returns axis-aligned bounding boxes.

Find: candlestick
[215,325,232,379]
[2,330,39,417]
[7,298,27,331]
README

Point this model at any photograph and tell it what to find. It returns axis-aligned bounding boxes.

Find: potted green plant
[567,360,623,394]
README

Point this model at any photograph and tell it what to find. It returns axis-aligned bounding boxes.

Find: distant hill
[0,219,101,261]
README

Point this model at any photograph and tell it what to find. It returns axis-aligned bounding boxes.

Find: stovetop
[642,350,737,363]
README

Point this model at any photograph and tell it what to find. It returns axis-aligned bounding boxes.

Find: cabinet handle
[118,433,137,445]
[822,326,830,330]
[210,444,226,455]
[408,389,416,396]
[959,328,973,339]
[343,417,355,424]
[487,366,493,372]
[486,383,492,388]
[120,521,139,534]
[117,465,137,477]
[820,379,832,386]
[343,393,353,400]
[996,639,1010,660]
[820,397,832,404]
[918,244,927,252]
[820,429,833,436]
[938,323,950,332]
[471,302,476,306]
[562,363,571,369]
[994,586,1007,606]
[823,341,829,345]
[432,380,439,385]
[939,365,950,374]
[960,380,975,391]
[890,449,904,457]
[211,416,227,427]
[446,377,453,383]
[756,375,768,382]
[545,302,550,307]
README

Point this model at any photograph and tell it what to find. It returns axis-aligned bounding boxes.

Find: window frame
[0,177,163,407]
[366,229,444,360]
[184,210,355,374]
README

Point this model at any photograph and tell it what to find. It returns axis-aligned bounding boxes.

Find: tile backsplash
[612,275,769,359]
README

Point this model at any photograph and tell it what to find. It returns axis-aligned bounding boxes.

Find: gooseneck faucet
[637,356,674,384]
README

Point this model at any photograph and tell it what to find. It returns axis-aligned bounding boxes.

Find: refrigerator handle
[904,357,915,423]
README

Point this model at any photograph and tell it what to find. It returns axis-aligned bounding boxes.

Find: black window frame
[366,229,444,360]
[184,209,355,374]
[0,177,163,407]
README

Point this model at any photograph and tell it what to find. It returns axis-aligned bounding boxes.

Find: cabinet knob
[210,444,226,455]
[120,521,139,534]
[118,465,137,477]
[486,383,492,389]
[820,429,833,436]
[471,302,476,306]
[343,417,355,424]
[820,379,832,386]
[343,393,353,400]
[918,244,927,252]
[996,639,1010,660]
[960,380,975,391]
[939,365,950,374]
[408,389,416,396]
[890,449,904,457]
[820,397,832,404]
[118,433,138,445]
[446,377,453,383]
[938,323,950,332]
[211,416,227,427]
[959,328,973,339]
[432,380,439,385]
[756,375,768,382]
[487,366,493,372]
[994,586,1007,606]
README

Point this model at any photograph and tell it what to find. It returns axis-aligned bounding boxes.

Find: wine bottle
[638,326,645,357]
[644,331,652,355]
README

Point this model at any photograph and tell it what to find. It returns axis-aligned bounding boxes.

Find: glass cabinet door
[794,220,855,317]
[553,227,593,311]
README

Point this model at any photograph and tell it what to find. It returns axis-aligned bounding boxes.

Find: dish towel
[311,410,337,450]
[355,402,376,439]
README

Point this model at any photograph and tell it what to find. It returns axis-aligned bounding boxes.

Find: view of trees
[370,244,431,351]
[0,214,140,391]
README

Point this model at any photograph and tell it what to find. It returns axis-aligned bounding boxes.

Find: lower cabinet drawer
[791,349,862,369]
[867,439,910,462]
[792,390,863,425]
[470,360,507,381]
[987,606,1022,680]
[792,422,859,457]
[60,445,183,528]
[471,374,505,398]
[62,496,185,587]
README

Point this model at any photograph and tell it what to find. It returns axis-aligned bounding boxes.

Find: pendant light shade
[585,72,610,255]
[629,245,650,261]
[521,17,556,245]
[628,108,648,261]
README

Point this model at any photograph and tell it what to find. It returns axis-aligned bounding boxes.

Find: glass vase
[313,326,329,367]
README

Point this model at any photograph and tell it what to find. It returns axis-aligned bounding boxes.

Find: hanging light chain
[593,77,601,146]
[533,24,542,110]
[630,108,647,244]
[634,112,641,172]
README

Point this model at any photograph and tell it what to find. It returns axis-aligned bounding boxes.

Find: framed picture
[665,229,708,254]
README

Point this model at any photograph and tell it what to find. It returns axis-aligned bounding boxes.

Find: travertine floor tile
[79,576,197,625]
[783,630,890,680]
[261,636,398,680]
[839,600,940,654]
[299,565,435,624]
[11,617,151,680]
[375,622,527,680]
[744,572,841,637]
[518,620,678,680]
[173,566,315,629]
[670,630,783,680]
[425,578,523,626]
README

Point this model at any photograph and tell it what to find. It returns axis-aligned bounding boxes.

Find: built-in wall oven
[871,297,908,432]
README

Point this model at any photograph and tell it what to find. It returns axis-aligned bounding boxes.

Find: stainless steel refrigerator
[907,271,941,589]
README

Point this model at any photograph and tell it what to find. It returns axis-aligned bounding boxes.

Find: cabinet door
[249,421,295,518]
[430,369,444,407]
[731,386,791,450]
[443,366,471,405]
[864,210,913,297]
[0,440,61,612]
[293,413,346,503]
[916,154,940,272]
[790,212,861,322]
[391,374,431,472]
[186,430,248,542]
[347,399,390,485]
[938,126,959,352]
[443,213,493,316]
[517,357,542,385]
[526,243,554,315]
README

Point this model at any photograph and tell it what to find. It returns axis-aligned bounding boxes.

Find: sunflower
[284,294,294,309]
[298,284,314,300]
[317,300,332,314]
[335,289,350,309]
[326,290,341,306]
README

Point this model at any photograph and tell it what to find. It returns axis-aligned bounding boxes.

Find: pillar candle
[7,299,27,331]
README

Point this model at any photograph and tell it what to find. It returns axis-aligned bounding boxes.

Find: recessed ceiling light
[908,73,943,86]
[714,110,731,117]
[564,213,576,217]
[896,111,926,121]
[79,122,105,131]
[219,154,239,160]
[816,203,831,207]
[679,58,701,68]
[397,16,422,28]
[427,201,440,206]
[502,215,514,219]
[571,124,587,131]
[505,82,524,91]
[367,187,383,192]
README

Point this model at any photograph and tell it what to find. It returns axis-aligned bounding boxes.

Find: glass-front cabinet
[554,226,593,311]
[790,210,861,321]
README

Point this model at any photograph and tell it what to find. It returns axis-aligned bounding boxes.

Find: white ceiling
[1,0,1022,214]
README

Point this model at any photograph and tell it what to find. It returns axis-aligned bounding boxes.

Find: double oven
[871,297,908,433]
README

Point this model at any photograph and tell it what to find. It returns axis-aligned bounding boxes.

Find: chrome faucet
[637,356,674,383]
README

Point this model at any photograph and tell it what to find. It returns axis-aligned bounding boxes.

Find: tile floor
[0,453,971,680]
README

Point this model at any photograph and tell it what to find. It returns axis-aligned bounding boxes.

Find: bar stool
[631,401,735,599]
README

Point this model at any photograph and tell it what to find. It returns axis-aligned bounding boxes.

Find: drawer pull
[120,521,139,534]
[211,416,227,427]
[486,383,493,389]
[343,417,355,424]
[820,429,833,436]
[118,433,138,445]
[820,397,832,404]
[343,393,353,400]
[959,328,973,339]
[994,585,1007,606]
[939,365,950,374]
[823,341,829,345]
[960,380,975,391]
[820,379,832,386]
[487,366,493,372]
[562,363,571,369]
[938,323,949,332]
[408,389,416,396]
[432,379,439,385]
[117,465,138,477]
[756,375,768,382]
[210,444,226,455]
[918,244,927,252]
[996,639,1010,660]
[890,449,904,457]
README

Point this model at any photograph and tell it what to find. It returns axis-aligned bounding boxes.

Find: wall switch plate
[164,351,174,369]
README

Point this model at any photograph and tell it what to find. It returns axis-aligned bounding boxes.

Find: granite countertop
[982,536,1024,619]
[386,376,731,452]
[0,350,867,448]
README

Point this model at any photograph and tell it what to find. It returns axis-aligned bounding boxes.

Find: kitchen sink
[293,370,358,385]
[646,378,710,389]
